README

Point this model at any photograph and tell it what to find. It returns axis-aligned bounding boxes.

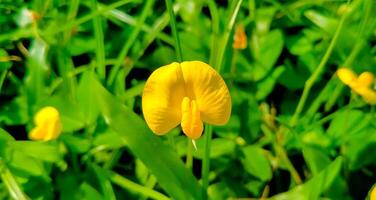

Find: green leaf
[302,145,331,175]
[327,109,369,142]
[256,66,285,100]
[77,71,100,125]
[80,182,105,200]
[304,10,338,34]
[270,157,343,200]
[241,145,272,182]
[90,164,116,200]
[89,73,203,200]
[25,39,49,107]
[277,64,309,90]
[93,129,126,149]
[0,96,29,125]
[9,141,62,163]
[342,126,376,170]
[8,151,46,177]
[253,29,284,81]
[60,134,91,153]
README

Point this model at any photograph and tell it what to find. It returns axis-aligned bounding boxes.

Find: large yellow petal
[181,61,231,125]
[142,62,186,134]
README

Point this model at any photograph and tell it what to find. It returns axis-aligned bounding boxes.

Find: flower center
[181,97,203,139]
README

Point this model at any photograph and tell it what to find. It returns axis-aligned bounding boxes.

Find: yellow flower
[233,25,247,50]
[337,68,376,105]
[371,185,376,200]
[142,61,231,139]
[29,106,62,141]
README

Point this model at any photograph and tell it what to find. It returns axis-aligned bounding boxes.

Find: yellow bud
[29,106,62,141]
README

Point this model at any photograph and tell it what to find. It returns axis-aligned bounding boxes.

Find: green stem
[261,125,302,184]
[213,0,243,71]
[208,0,220,67]
[108,171,170,200]
[325,0,376,111]
[107,0,154,86]
[0,160,29,200]
[0,70,8,93]
[185,138,193,169]
[91,0,106,82]
[289,10,348,127]
[165,0,183,62]
[201,124,212,197]
[201,1,243,198]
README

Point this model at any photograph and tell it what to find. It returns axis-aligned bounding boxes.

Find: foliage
[0,0,375,199]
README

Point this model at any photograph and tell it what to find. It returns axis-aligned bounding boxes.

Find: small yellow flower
[29,106,62,141]
[142,61,231,139]
[371,185,376,200]
[233,25,247,50]
[337,68,376,105]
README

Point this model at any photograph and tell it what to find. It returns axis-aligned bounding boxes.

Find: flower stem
[289,8,348,127]
[185,138,193,169]
[165,0,183,62]
[201,124,212,197]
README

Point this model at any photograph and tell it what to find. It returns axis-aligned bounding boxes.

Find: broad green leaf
[89,73,203,200]
[0,128,15,141]
[241,145,272,182]
[8,151,46,177]
[327,110,369,142]
[302,145,331,175]
[252,29,284,81]
[286,34,313,56]
[9,141,62,163]
[77,71,100,125]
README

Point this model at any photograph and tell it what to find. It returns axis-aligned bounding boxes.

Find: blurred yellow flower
[142,61,231,139]
[233,25,247,50]
[29,106,62,141]
[371,185,376,200]
[337,68,376,105]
